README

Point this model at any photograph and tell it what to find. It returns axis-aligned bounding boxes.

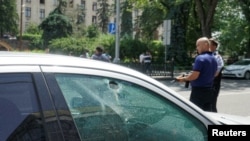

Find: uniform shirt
[191,52,218,87]
[214,51,224,72]
[143,54,152,63]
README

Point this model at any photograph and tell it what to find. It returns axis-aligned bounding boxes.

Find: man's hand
[175,74,187,82]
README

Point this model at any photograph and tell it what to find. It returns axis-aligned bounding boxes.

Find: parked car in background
[3,34,17,40]
[1,52,250,141]
[222,58,250,80]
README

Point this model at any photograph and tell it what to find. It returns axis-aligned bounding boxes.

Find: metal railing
[120,62,175,77]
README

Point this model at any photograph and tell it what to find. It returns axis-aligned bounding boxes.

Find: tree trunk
[195,0,218,37]
[239,0,250,57]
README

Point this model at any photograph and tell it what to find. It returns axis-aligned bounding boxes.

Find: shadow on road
[220,77,250,91]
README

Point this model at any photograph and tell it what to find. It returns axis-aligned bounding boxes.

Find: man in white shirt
[209,38,224,112]
[139,52,145,72]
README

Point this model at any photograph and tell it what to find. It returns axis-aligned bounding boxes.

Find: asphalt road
[159,78,250,117]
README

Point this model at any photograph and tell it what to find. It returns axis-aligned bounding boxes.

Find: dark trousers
[211,73,222,112]
[190,87,215,112]
[144,63,151,75]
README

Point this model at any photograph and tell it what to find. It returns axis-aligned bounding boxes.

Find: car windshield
[233,60,250,65]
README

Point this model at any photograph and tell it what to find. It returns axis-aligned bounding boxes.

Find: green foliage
[25,23,42,34]
[120,1,133,37]
[48,34,114,56]
[214,0,249,57]
[75,4,86,24]
[138,6,166,39]
[148,40,165,63]
[39,9,73,47]
[128,0,192,66]
[0,0,18,36]
[96,0,111,33]
[22,33,40,40]
[185,1,200,54]
[48,37,91,55]
[94,34,115,50]
[21,34,43,50]
[45,34,165,64]
[86,25,100,38]
[239,0,250,57]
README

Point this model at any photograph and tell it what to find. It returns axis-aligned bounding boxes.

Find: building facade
[16,0,163,40]
[16,0,114,33]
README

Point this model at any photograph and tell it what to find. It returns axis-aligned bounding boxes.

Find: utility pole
[113,0,120,63]
[163,20,171,77]
[19,0,23,51]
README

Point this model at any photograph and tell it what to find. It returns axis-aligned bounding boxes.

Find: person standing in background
[176,37,217,112]
[91,46,110,62]
[80,49,90,58]
[143,50,152,75]
[209,38,224,112]
[139,52,145,72]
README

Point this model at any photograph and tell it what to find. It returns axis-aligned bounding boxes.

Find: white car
[222,58,250,80]
[0,52,250,141]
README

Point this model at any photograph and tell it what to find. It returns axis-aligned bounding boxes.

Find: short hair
[96,46,104,52]
[209,38,219,47]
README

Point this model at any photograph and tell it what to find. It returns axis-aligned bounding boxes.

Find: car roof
[0,51,118,67]
[0,51,183,96]
[0,51,150,80]
[0,51,182,97]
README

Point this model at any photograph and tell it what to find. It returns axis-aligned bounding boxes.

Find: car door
[0,66,80,141]
[42,65,216,141]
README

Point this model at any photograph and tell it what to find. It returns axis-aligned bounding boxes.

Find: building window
[40,9,45,19]
[92,16,97,24]
[25,0,31,3]
[25,22,30,29]
[81,0,85,8]
[53,0,58,6]
[40,0,45,4]
[69,0,73,8]
[92,2,97,11]
[25,7,31,17]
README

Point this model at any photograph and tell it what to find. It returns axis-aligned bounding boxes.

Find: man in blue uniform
[176,37,217,112]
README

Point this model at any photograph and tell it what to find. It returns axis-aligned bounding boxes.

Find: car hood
[205,112,250,125]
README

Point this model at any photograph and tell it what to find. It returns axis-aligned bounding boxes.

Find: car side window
[55,74,207,141]
[0,73,46,141]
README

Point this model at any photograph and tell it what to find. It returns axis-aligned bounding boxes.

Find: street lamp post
[19,0,23,51]
[113,0,120,63]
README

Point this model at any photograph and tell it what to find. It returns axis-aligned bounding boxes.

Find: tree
[120,0,133,37]
[39,1,72,47]
[0,0,18,36]
[86,25,100,38]
[129,0,168,39]
[239,0,250,57]
[129,0,192,65]
[64,3,86,38]
[96,0,111,33]
[212,0,249,58]
[194,0,218,37]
